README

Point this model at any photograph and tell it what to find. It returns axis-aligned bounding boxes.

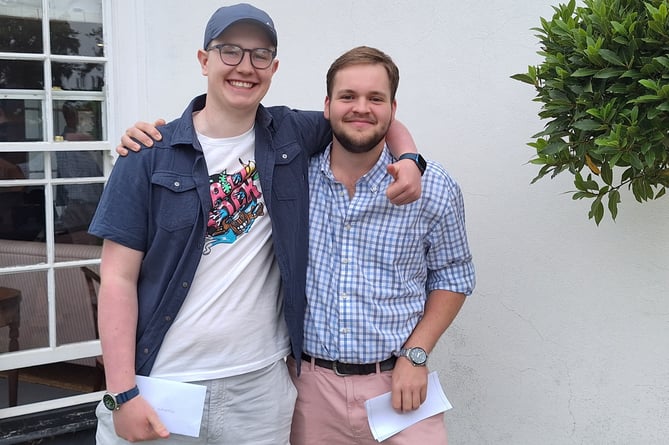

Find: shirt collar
[317,143,393,193]
[167,94,273,149]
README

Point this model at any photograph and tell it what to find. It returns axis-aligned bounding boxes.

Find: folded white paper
[135,375,207,438]
[365,371,452,442]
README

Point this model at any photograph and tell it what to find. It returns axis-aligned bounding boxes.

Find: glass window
[53,100,103,141]
[0,0,108,411]
[0,1,43,53]
[0,61,44,89]
[49,0,104,57]
[52,62,105,91]
[0,99,44,143]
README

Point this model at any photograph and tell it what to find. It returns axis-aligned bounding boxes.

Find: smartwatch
[399,346,428,367]
[102,385,140,411]
[398,153,427,176]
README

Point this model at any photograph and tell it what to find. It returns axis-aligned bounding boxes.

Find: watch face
[102,393,117,411]
[409,347,427,365]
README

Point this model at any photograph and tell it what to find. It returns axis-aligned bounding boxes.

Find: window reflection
[52,62,104,91]
[49,0,104,57]
[0,99,44,143]
[52,149,104,245]
[0,174,45,242]
[0,60,44,90]
[0,271,48,352]
[53,100,102,141]
[0,7,43,54]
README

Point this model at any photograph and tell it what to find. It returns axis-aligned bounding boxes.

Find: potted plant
[512,0,669,224]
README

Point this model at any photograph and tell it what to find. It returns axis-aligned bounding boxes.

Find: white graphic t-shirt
[151,125,289,381]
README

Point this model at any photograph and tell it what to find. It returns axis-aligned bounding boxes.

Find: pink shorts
[287,356,447,445]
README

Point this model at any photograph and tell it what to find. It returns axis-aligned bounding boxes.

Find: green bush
[512,0,669,224]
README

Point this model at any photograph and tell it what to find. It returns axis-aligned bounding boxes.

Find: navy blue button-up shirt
[90,94,331,375]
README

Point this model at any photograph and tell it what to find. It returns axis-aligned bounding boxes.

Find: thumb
[148,412,170,439]
[387,163,400,181]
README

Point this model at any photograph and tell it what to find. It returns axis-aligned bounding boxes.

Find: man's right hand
[112,395,170,441]
[116,119,166,156]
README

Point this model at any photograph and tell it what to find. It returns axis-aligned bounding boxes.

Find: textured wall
[110,1,669,443]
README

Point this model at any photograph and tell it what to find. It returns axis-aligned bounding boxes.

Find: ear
[324,96,331,120]
[390,99,397,121]
[270,58,279,75]
[197,49,210,76]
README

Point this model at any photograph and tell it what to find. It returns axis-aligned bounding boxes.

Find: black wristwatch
[399,346,428,366]
[398,153,427,176]
[102,385,140,411]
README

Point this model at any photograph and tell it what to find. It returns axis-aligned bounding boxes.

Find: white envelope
[136,375,207,437]
[365,371,452,442]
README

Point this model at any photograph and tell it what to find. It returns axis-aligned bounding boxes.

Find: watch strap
[116,385,140,405]
[397,153,427,176]
[104,385,140,410]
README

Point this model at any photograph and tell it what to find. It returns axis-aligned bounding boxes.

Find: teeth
[230,80,253,88]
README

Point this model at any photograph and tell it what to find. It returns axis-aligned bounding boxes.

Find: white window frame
[0,0,146,418]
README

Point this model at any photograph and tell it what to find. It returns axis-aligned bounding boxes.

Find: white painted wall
[112,1,669,443]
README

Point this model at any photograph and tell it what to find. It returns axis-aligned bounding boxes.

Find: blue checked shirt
[304,145,476,364]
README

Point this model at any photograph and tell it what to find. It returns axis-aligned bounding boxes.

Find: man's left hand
[386,159,422,205]
[390,356,428,412]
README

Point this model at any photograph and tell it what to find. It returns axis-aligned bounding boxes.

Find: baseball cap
[203,3,277,50]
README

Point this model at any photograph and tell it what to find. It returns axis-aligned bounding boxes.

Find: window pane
[0,271,48,352]
[0,151,45,180]
[0,99,44,142]
[52,62,104,91]
[49,0,104,57]
[52,175,104,246]
[0,60,44,89]
[0,180,45,243]
[55,264,100,346]
[53,100,102,141]
[0,4,43,53]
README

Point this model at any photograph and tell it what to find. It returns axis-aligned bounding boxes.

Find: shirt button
[174,181,180,187]
[340,293,348,299]
[143,348,149,354]
[282,153,288,159]
[341,328,350,334]
[164,315,172,322]
[371,186,378,193]
[344,224,352,230]
[182,282,189,288]
[342,258,349,264]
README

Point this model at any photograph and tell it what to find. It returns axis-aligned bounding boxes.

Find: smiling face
[325,63,396,155]
[198,22,278,115]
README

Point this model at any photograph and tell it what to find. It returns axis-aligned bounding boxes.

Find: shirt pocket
[273,143,307,201]
[151,172,199,231]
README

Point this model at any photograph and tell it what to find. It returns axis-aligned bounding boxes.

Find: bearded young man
[287,46,476,445]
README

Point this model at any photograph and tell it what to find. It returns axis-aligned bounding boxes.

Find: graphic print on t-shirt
[205,158,264,252]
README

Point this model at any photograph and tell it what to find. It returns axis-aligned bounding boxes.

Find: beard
[331,118,391,154]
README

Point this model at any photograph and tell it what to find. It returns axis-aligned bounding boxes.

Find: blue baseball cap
[203,3,277,50]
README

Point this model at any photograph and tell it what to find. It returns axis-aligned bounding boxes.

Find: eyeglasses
[207,44,276,70]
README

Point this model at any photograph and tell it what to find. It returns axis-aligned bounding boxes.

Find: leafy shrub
[512,0,669,224]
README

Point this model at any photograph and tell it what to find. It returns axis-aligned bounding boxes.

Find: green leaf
[510,73,536,85]
[572,119,603,130]
[593,67,625,79]
[598,48,625,66]
[588,198,605,225]
[572,68,600,77]
[608,190,621,220]
[601,161,613,185]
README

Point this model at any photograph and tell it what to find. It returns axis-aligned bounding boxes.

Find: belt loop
[375,362,381,374]
[309,355,316,372]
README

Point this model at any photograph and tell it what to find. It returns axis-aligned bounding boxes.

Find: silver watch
[399,346,428,366]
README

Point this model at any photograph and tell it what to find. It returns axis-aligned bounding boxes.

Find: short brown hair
[326,46,400,101]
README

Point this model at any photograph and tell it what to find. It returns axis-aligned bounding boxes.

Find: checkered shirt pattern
[304,145,475,364]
